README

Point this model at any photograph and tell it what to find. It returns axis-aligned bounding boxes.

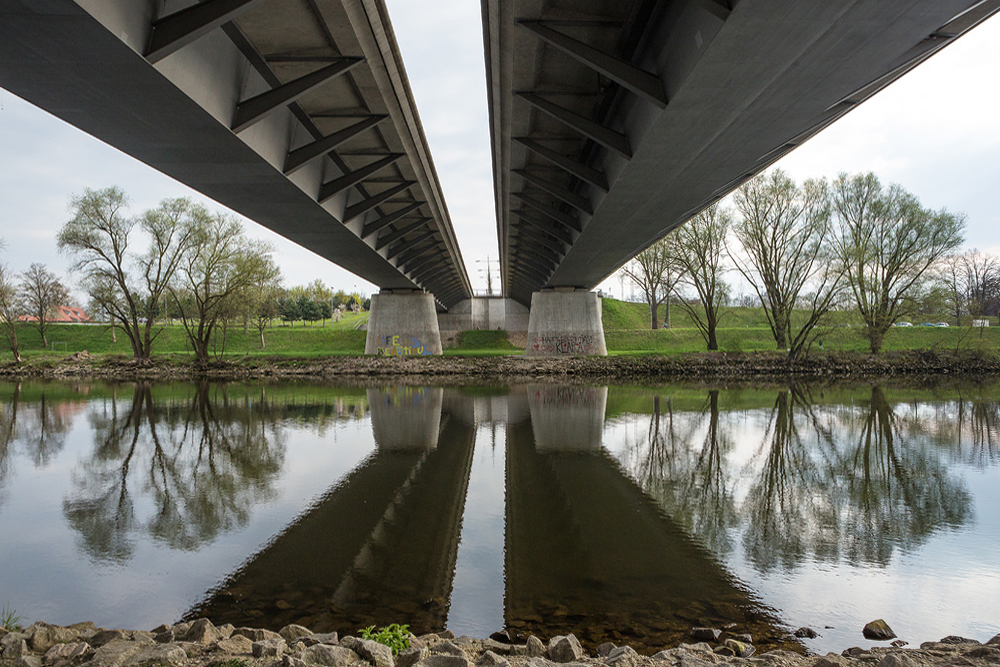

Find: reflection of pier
[505,388,786,653]
[188,388,475,634]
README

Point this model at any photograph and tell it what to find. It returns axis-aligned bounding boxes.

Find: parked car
[894,321,913,327]
[919,323,936,327]
[934,322,950,327]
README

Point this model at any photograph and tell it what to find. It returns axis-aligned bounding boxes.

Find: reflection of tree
[0,383,21,509]
[64,383,286,563]
[742,387,838,571]
[618,385,976,574]
[832,387,972,566]
[627,391,739,555]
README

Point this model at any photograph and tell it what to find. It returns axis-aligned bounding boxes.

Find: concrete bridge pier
[368,387,444,450]
[527,385,608,452]
[365,291,443,356]
[525,289,607,357]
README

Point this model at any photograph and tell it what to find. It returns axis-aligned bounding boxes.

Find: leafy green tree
[278,295,300,326]
[169,212,277,362]
[831,172,965,353]
[58,188,199,360]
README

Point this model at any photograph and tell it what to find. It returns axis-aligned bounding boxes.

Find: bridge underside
[0,0,472,308]
[483,0,999,305]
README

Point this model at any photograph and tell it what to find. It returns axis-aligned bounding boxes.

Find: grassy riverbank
[1,299,997,364]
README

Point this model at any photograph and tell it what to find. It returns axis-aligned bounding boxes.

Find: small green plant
[2,602,23,631]
[358,624,410,655]
[215,659,248,667]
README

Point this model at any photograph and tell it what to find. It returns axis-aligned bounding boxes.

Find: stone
[340,637,395,667]
[723,639,754,658]
[122,644,187,667]
[28,624,79,652]
[254,639,288,658]
[87,631,128,649]
[524,658,557,667]
[890,641,908,648]
[477,651,507,667]
[81,640,147,667]
[234,628,282,642]
[606,646,640,667]
[432,642,466,657]
[44,642,93,665]
[285,657,309,667]
[732,634,753,644]
[302,645,363,667]
[794,628,820,639]
[939,636,979,645]
[987,634,1000,646]
[595,643,616,658]
[438,632,456,641]
[185,620,222,645]
[876,654,917,667]
[712,646,735,657]
[841,648,869,658]
[966,646,1000,659]
[812,655,847,667]
[15,656,42,667]
[311,633,340,646]
[416,656,471,667]
[454,638,474,647]
[676,655,711,667]
[545,635,583,663]
[149,626,170,635]
[153,631,176,644]
[862,621,896,641]
[218,624,235,639]
[211,636,255,654]
[525,637,545,658]
[397,647,428,667]
[480,640,509,656]
[408,637,425,651]
[689,628,721,642]
[3,638,29,661]
[171,624,191,638]
[282,626,315,643]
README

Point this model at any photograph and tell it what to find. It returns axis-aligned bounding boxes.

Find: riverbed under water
[0,380,997,654]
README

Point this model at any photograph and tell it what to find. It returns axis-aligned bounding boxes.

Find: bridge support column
[525,289,607,357]
[365,291,443,356]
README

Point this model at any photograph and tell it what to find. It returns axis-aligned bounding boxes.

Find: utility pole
[476,256,498,296]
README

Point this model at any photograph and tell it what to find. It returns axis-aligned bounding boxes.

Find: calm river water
[0,381,997,654]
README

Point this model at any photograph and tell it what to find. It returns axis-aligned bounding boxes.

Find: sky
[0,4,999,302]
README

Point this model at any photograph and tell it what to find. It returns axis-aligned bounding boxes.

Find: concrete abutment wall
[525,290,607,357]
[365,292,443,356]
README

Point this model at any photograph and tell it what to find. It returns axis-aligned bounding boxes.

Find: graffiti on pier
[375,334,431,357]
[531,334,599,355]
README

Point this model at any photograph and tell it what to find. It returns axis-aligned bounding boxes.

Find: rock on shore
[2,621,1000,667]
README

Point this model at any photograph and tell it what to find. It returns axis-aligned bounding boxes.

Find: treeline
[624,170,971,356]
[0,187,367,363]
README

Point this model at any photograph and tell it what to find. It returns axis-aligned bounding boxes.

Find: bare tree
[668,204,732,351]
[246,260,284,349]
[0,261,23,363]
[170,212,277,362]
[831,172,965,353]
[622,236,681,329]
[58,188,198,361]
[730,170,843,358]
[19,263,69,348]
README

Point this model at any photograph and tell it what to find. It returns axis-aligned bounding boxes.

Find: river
[0,380,997,654]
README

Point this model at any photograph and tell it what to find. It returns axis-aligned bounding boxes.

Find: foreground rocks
[2,621,999,667]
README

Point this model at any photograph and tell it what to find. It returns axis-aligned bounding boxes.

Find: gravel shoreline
[3,350,1000,384]
[2,620,999,667]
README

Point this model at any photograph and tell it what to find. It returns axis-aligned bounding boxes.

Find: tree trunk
[650,301,659,330]
[259,329,266,349]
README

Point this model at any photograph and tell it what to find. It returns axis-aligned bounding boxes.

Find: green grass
[358,624,410,655]
[1,602,22,631]
[0,301,997,362]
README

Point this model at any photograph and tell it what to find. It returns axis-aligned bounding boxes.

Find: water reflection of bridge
[187,384,784,651]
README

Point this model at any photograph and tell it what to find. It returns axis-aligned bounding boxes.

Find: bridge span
[0,0,472,348]
[483,0,999,353]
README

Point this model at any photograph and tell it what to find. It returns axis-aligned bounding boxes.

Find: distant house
[18,305,92,323]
